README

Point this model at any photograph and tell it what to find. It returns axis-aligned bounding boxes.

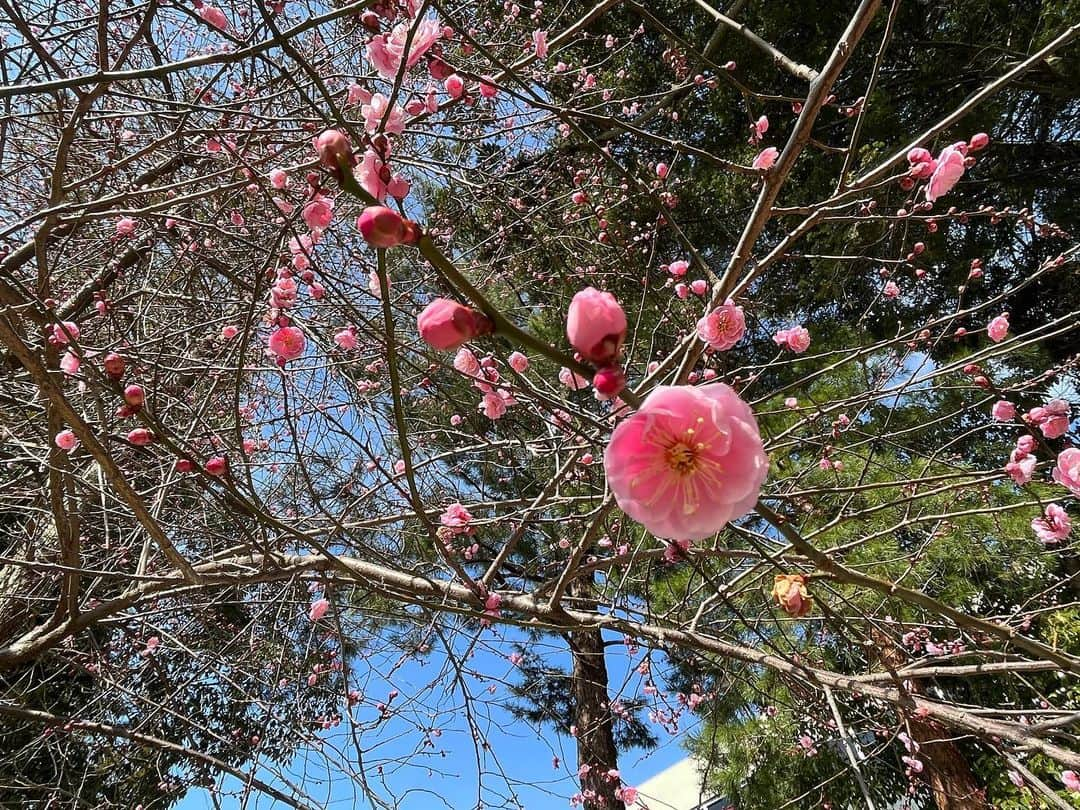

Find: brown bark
[568,580,620,809]
[908,714,988,810]
[872,630,987,810]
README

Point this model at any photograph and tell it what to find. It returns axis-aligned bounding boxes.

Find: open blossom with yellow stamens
[772,574,812,617]
[603,384,768,540]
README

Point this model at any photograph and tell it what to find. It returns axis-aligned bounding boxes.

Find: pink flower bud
[417,299,493,351]
[592,365,626,398]
[907,147,932,165]
[314,129,351,170]
[655,162,669,179]
[123,384,146,408]
[309,598,330,622]
[175,458,195,473]
[357,206,408,248]
[205,456,228,476]
[566,288,627,366]
[127,428,153,446]
[968,132,989,152]
[102,352,126,379]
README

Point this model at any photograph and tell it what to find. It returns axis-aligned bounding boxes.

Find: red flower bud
[103,352,126,379]
[592,366,626,398]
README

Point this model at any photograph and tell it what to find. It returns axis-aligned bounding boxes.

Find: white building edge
[635,757,730,810]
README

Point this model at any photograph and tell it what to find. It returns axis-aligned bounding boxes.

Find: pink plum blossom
[773,326,811,354]
[334,329,358,350]
[355,148,389,200]
[362,93,405,134]
[667,259,689,277]
[696,299,745,351]
[440,503,474,534]
[991,400,1016,421]
[59,351,80,376]
[1006,436,1037,485]
[198,4,228,30]
[128,428,153,446]
[366,18,442,79]
[269,169,288,189]
[348,83,371,105]
[925,144,965,202]
[1031,503,1071,543]
[533,29,548,58]
[752,146,778,170]
[268,326,306,361]
[444,74,465,99]
[749,114,768,144]
[603,384,769,540]
[387,174,411,200]
[55,429,79,451]
[559,367,589,390]
[302,196,334,229]
[453,347,481,376]
[116,217,137,236]
[1062,771,1080,793]
[986,313,1009,342]
[593,366,625,399]
[49,321,79,345]
[508,352,529,373]
[1027,400,1071,439]
[1053,448,1080,495]
[124,384,145,407]
[479,392,507,419]
[907,147,936,179]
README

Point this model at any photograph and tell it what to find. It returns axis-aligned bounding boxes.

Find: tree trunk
[871,630,986,810]
[568,580,620,809]
[909,714,988,810]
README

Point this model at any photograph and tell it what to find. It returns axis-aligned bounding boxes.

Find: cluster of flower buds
[566,287,628,399]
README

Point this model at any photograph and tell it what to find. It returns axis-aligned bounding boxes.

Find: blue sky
[176,625,694,809]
